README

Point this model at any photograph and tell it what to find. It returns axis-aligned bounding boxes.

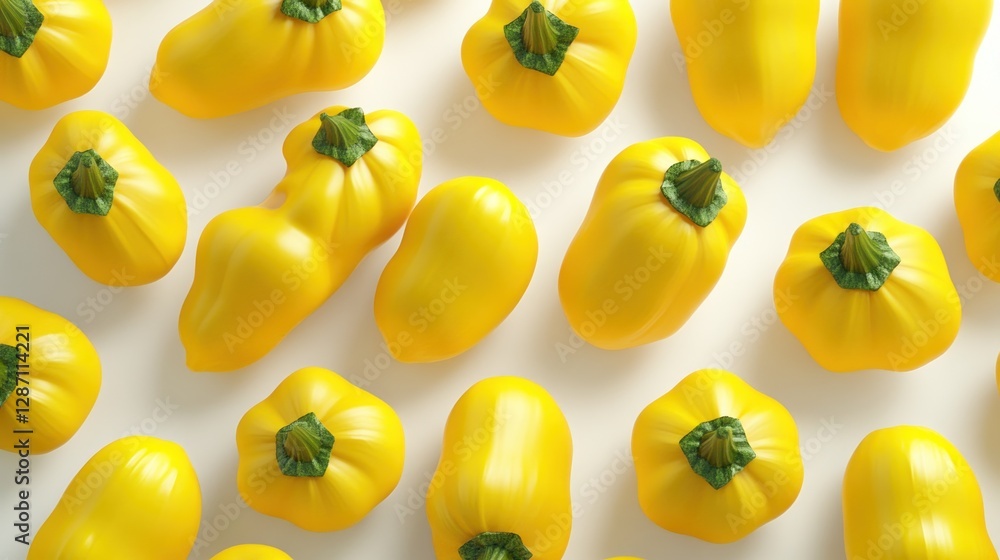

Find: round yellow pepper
[0,0,111,110]
[28,436,202,559]
[152,0,384,118]
[774,207,961,372]
[236,366,405,532]
[672,0,820,148]
[374,177,537,363]
[461,0,637,136]
[836,0,992,151]
[30,110,187,286]
[955,130,1000,281]
[844,426,998,559]
[632,369,803,543]
[559,137,746,350]
[0,297,100,454]
[210,544,293,560]
[427,376,573,560]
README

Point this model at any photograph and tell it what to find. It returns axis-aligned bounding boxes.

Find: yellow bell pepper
[632,369,803,544]
[152,0,384,118]
[671,0,820,148]
[29,110,187,287]
[236,366,404,532]
[955,131,1000,282]
[211,544,293,560]
[559,138,747,350]
[774,207,961,372]
[180,106,421,371]
[836,0,992,151]
[843,426,998,559]
[0,297,100,454]
[0,0,111,110]
[461,0,636,136]
[374,177,537,363]
[28,435,202,559]
[426,376,573,560]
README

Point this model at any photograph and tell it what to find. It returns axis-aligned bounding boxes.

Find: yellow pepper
[0,0,111,110]
[28,436,202,559]
[180,106,421,371]
[426,376,573,560]
[559,138,747,350]
[843,426,998,559]
[955,130,1000,282]
[236,366,404,532]
[836,0,992,151]
[374,177,537,363]
[152,0,384,118]
[671,0,820,148]
[774,207,961,372]
[461,0,636,136]
[29,110,187,287]
[0,297,100,454]
[211,544,293,560]
[632,369,803,543]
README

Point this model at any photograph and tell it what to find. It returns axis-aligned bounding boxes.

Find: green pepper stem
[699,425,738,468]
[0,0,29,37]
[275,412,334,477]
[840,223,886,274]
[459,532,532,560]
[319,113,361,149]
[673,158,723,209]
[993,179,1000,204]
[71,153,108,200]
[0,344,18,408]
[303,0,328,6]
[523,1,558,55]
[283,420,326,463]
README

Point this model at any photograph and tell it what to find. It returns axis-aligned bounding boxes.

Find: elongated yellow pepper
[211,545,293,560]
[632,369,803,543]
[837,0,993,151]
[30,111,187,286]
[671,0,820,148]
[236,367,404,532]
[0,0,111,110]
[180,106,421,371]
[374,177,537,363]
[843,426,998,559]
[774,207,961,372]
[152,0,384,118]
[426,376,573,560]
[461,0,636,136]
[0,297,100,454]
[955,131,1000,281]
[559,137,747,350]
[28,436,202,559]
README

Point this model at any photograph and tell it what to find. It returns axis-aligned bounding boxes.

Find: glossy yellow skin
[29,111,187,286]
[374,177,537,363]
[210,544,293,560]
[774,207,961,372]
[236,367,405,532]
[152,0,384,118]
[837,0,993,151]
[461,0,637,136]
[843,426,998,560]
[180,106,421,372]
[672,0,819,148]
[632,369,803,543]
[426,376,573,560]
[28,436,202,559]
[559,138,747,350]
[0,0,111,110]
[0,297,100,454]
[955,131,1000,281]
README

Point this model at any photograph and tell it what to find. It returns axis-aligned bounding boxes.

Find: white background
[2,0,1000,558]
